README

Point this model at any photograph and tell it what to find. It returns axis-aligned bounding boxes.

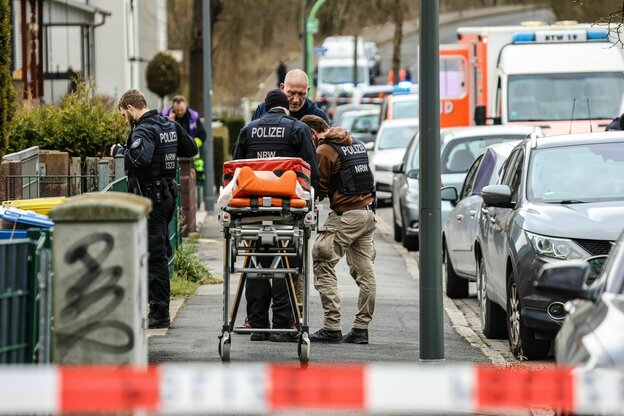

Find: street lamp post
[305,0,326,99]
[202,0,215,212]
[419,0,444,361]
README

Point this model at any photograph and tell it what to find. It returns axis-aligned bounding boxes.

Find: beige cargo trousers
[313,208,377,331]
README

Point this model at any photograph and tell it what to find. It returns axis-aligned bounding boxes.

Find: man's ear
[280,83,285,92]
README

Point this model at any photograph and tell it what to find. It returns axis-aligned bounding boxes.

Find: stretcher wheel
[298,332,310,363]
[219,333,231,362]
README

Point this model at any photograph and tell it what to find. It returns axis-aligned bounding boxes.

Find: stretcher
[217,158,317,363]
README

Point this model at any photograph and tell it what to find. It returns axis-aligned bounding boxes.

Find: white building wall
[84,0,167,108]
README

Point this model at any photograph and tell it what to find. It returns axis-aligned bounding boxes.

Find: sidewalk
[148,207,488,363]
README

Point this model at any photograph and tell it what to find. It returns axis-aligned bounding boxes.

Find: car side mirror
[474,105,486,126]
[534,261,593,300]
[441,186,458,206]
[481,185,513,208]
[365,142,375,151]
[392,163,404,174]
[406,169,419,179]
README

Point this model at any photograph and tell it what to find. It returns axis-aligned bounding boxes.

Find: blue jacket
[252,98,329,124]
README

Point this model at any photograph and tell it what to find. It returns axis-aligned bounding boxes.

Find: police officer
[252,69,329,124]
[300,115,377,345]
[111,89,198,329]
[232,89,319,341]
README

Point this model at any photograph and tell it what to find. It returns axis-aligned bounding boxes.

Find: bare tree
[392,0,406,85]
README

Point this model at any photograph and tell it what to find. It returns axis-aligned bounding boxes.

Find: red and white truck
[440,23,624,134]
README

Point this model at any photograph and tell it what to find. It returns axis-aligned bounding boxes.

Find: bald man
[253,69,329,123]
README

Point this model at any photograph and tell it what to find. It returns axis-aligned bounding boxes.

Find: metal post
[353,35,358,88]
[202,0,215,212]
[303,0,308,76]
[305,0,326,100]
[419,0,444,361]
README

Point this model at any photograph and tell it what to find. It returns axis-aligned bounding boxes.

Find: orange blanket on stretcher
[233,166,298,198]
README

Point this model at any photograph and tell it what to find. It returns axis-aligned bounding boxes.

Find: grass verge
[171,235,220,297]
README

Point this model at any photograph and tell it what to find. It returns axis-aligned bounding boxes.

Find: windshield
[320,66,367,84]
[393,99,419,119]
[528,142,624,203]
[377,125,418,150]
[339,113,356,131]
[409,134,524,172]
[352,114,379,133]
[507,72,624,121]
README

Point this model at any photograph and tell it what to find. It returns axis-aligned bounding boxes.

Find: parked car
[477,132,624,360]
[339,109,380,144]
[441,142,518,299]
[392,125,542,251]
[535,231,624,369]
[331,103,378,127]
[371,118,419,202]
[379,92,419,124]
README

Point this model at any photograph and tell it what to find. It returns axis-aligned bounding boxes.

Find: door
[448,154,483,276]
[483,148,524,306]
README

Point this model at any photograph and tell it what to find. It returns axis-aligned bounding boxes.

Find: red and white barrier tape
[1,363,623,414]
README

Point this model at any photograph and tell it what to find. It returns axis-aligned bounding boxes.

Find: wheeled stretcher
[217,158,317,363]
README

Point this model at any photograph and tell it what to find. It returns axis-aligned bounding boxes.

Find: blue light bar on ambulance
[511,32,536,43]
[512,28,609,44]
[586,28,609,41]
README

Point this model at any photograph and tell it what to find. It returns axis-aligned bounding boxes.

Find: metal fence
[4,174,109,200]
[0,230,51,364]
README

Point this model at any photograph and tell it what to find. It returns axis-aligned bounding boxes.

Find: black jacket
[252,98,330,124]
[114,110,198,180]
[232,108,320,190]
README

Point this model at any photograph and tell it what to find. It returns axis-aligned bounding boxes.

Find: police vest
[244,113,298,159]
[149,120,178,179]
[325,138,374,196]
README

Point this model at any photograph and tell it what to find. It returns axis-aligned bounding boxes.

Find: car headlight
[525,231,589,260]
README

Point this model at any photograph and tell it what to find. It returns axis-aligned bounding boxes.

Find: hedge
[7,82,127,157]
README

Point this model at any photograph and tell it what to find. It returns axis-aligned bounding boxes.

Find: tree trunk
[391,0,404,85]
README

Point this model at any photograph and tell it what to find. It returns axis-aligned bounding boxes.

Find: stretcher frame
[217,191,317,363]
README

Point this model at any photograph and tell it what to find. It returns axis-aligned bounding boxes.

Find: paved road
[149,205,488,364]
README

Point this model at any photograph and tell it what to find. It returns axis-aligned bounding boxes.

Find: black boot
[309,328,342,343]
[149,306,170,329]
[342,328,368,344]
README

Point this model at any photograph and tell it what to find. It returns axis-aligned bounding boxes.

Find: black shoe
[342,328,368,344]
[309,328,342,343]
[148,318,170,329]
[270,332,300,343]
[250,332,270,341]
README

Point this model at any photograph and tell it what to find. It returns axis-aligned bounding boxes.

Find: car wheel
[393,209,402,243]
[506,274,550,360]
[477,256,507,339]
[401,213,419,251]
[444,243,468,298]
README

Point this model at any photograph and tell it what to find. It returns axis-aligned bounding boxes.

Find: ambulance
[441,23,624,135]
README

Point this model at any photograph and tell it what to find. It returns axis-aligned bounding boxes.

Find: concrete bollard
[98,159,110,191]
[114,155,125,180]
[49,192,151,364]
